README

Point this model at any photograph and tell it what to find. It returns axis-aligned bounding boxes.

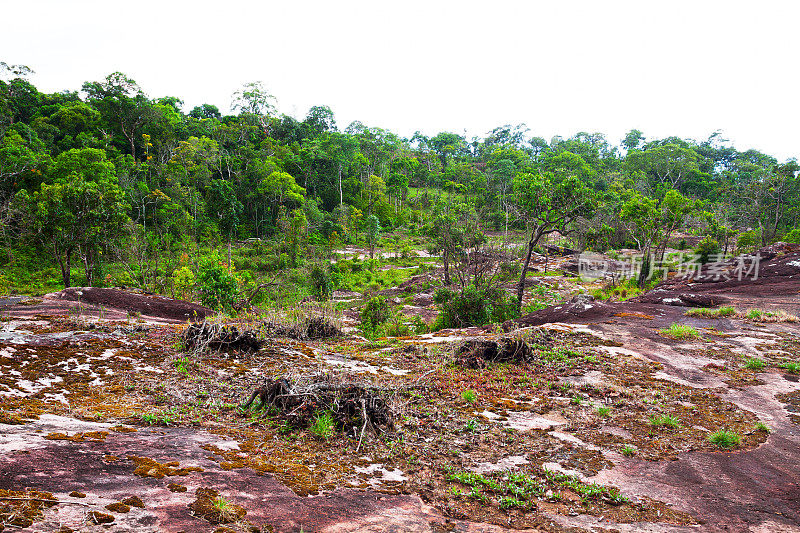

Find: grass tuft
[461,389,478,403]
[708,429,741,448]
[659,323,701,340]
[685,306,736,318]
[309,412,335,439]
[649,414,680,428]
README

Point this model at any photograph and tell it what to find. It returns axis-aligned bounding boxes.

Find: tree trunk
[516,233,538,313]
[443,251,450,285]
[338,163,343,207]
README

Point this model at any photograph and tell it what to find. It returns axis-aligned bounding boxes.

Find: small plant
[596,406,611,417]
[499,496,526,510]
[310,412,335,439]
[649,414,680,429]
[464,419,478,432]
[140,413,156,425]
[621,444,637,457]
[212,496,240,522]
[173,357,190,375]
[461,389,478,404]
[754,422,770,433]
[708,429,741,448]
[659,323,701,340]
[744,358,765,370]
[571,394,584,405]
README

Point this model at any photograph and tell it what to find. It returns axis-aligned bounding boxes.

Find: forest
[1,62,798,328]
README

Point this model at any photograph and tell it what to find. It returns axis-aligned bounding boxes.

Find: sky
[2,0,799,160]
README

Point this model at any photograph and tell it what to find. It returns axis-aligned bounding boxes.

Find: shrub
[433,284,518,330]
[197,252,238,310]
[360,296,390,332]
[737,229,761,251]
[708,429,740,448]
[784,228,800,244]
[172,266,196,301]
[308,263,336,300]
[694,236,721,264]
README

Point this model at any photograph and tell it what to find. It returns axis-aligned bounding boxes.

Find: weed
[708,429,741,448]
[783,361,800,374]
[571,394,584,405]
[499,496,526,509]
[461,389,478,404]
[173,357,190,375]
[621,445,637,457]
[649,414,680,428]
[659,323,701,340]
[596,406,611,417]
[745,308,798,322]
[464,419,478,432]
[140,413,156,425]
[744,358,765,370]
[310,412,335,439]
[754,422,770,433]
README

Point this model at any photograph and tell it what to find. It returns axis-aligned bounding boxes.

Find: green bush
[197,252,238,310]
[694,236,721,264]
[785,228,800,243]
[172,266,196,301]
[737,229,761,251]
[308,263,337,300]
[360,296,391,331]
[432,284,518,330]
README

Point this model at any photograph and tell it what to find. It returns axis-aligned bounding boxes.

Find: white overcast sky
[2,0,799,160]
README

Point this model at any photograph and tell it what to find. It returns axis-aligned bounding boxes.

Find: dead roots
[242,376,393,436]
[184,321,262,353]
[455,337,536,368]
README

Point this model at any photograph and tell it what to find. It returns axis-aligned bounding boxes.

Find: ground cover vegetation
[1,63,799,330]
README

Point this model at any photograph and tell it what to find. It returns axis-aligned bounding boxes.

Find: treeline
[1,63,798,300]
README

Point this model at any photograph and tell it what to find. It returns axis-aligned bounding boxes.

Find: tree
[512,172,595,312]
[424,201,482,286]
[625,143,702,195]
[620,189,694,286]
[82,72,153,159]
[22,174,127,287]
[365,214,380,260]
[207,179,244,269]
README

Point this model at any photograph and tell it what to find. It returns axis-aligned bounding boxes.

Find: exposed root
[454,336,537,368]
[184,321,262,353]
[241,375,394,436]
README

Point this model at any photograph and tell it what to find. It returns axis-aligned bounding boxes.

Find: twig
[356,398,368,453]
[0,497,92,507]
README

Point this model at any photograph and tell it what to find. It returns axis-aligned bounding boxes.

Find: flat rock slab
[0,416,537,532]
